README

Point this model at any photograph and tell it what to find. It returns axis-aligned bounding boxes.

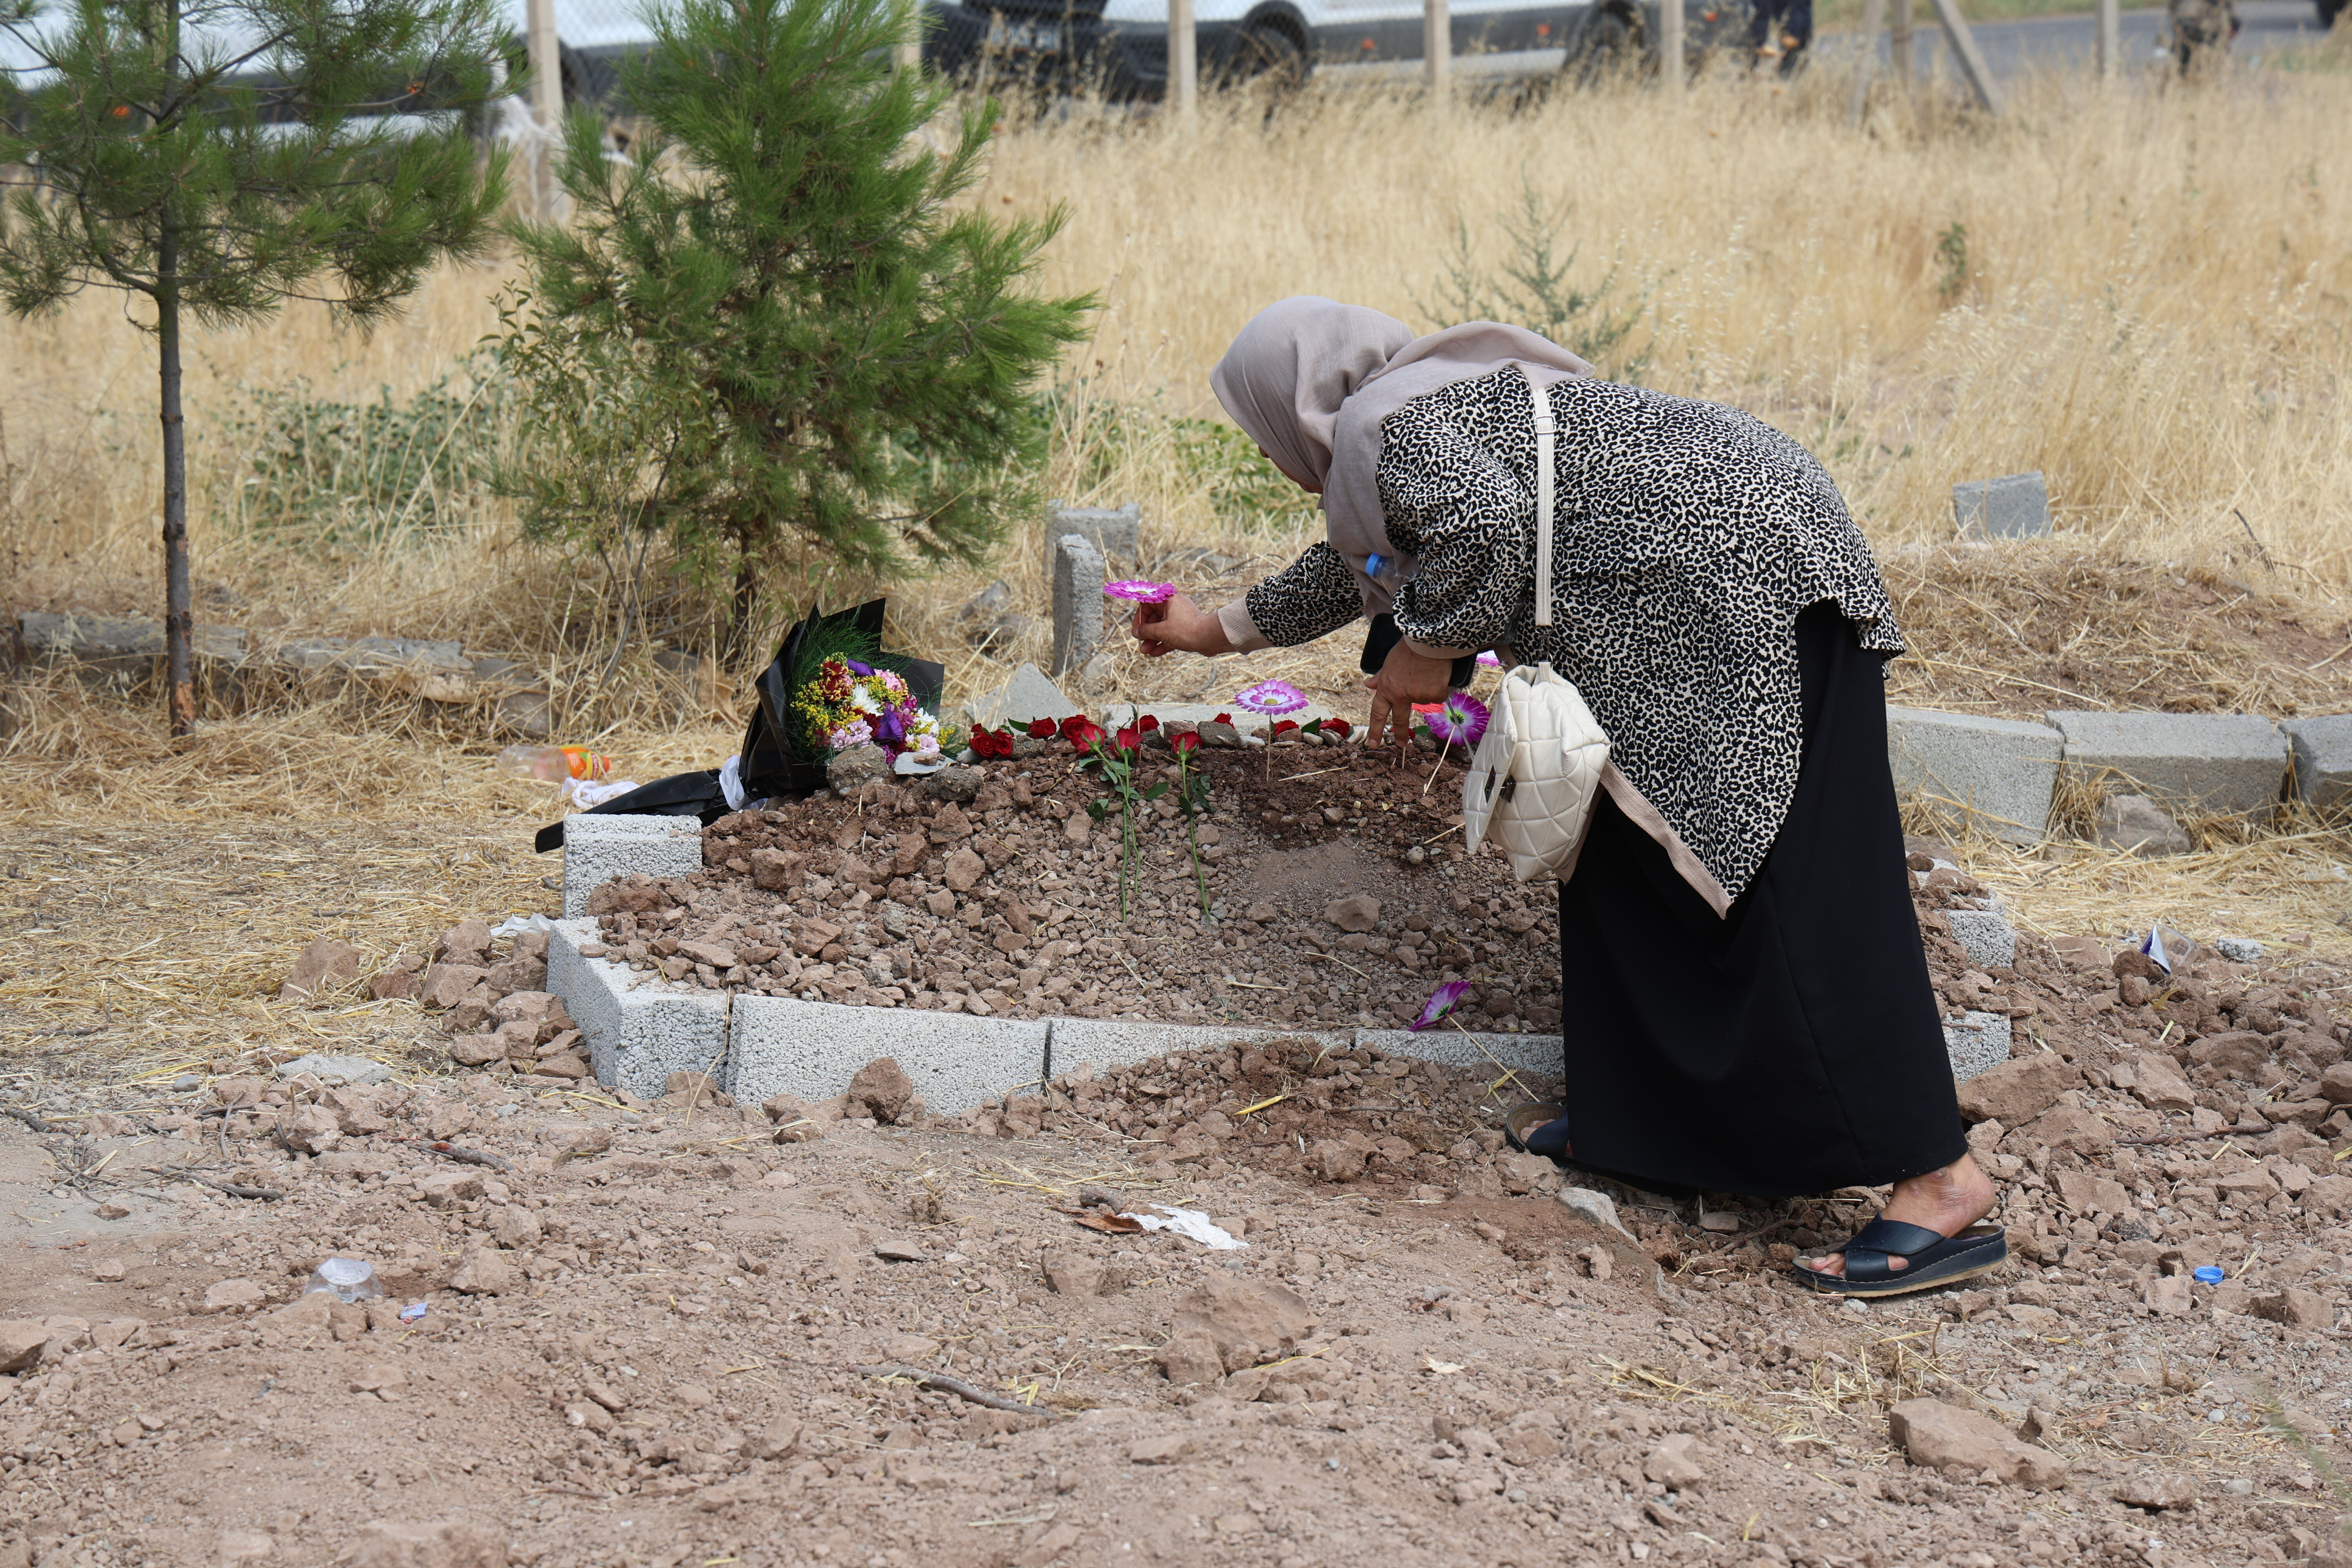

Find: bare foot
[1800,1154,1997,1278]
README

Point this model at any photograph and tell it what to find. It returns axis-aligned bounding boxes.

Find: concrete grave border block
[1886,706,2062,844]
[1358,1027,1563,1078]
[2045,710,2288,819]
[561,813,707,918]
[547,919,730,1100]
[2284,713,2352,813]
[1942,1011,2012,1083]
[729,995,1044,1115]
[1046,1018,1356,1080]
[1944,893,2017,971]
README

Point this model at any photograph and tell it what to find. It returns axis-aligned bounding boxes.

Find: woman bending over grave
[1123,296,2003,1298]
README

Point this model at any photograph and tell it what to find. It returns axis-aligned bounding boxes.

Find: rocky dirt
[575,735,1564,1034]
[8,830,2352,1568]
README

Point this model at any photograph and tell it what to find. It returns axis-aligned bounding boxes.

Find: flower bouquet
[737,600,947,799]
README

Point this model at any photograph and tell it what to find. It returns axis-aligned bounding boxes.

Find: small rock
[279,1105,342,1155]
[203,1278,267,1313]
[1698,1210,1742,1233]
[1312,1140,1367,1181]
[847,1057,916,1123]
[918,764,985,803]
[95,1202,130,1221]
[1042,1254,1104,1297]
[492,1206,542,1249]
[1888,1398,2067,1489]
[2114,1473,2199,1510]
[432,919,494,965]
[826,744,891,791]
[872,1237,929,1263]
[2252,1287,2334,1330]
[274,1052,394,1086]
[417,1171,485,1207]
[1493,1151,1555,1196]
[2097,794,2190,857]
[350,1363,408,1395]
[673,1382,715,1409]
[564,1401,613,1434]
[448,1246,517,1295]
[1642,1433,1708,1490]
[369,954,426,1002]
[752,1417,804,1460]
[279,935,362,1001]
[93,1258,127,1281]
[1954,1051,2077,1126]
[1556,1185,1636,1240]
[0,1321,48,1372]
[1324,895,1381,933]
[1128,1434,1199,1465]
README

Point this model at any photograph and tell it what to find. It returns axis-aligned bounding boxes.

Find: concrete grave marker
[2284,713,2352,812]
[1050,533,1107,679]
[1951,472,2051,540]
[561,813,707,918]
[1043,501,1139,574]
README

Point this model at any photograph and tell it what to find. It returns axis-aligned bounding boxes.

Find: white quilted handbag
[1460,365,1612,883]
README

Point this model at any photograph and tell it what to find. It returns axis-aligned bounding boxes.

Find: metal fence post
[525,0,563,217]
[2096,0,2118,76]
[1425,0,1450,108]
[1658,0,1684,95]
[1170,0,1197,125]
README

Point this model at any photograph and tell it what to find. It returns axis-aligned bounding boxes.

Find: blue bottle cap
[2192,1265,2225,1285]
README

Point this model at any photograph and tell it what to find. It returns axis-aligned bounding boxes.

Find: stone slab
[2046,710,2289,818]
[1044,501,1140,573]
[1943,1010,2012,1083]
[2284,713,2352,812]
[1357,1027,1563,1080]
[561,813,706,918]
[547,919,731,1100]
[729,995,1043,1115]
[1047,1018,1356,1081]
[966,662,1085,733]
[1050,534,1107,680]
[1951,471,2051,540]
[18,610,247,683]
[1886,706,2062,844]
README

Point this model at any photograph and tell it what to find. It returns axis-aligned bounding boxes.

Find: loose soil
[7,838,2352,1568]
[584,737,1564,1034]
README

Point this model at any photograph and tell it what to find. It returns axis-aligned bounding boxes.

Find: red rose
[1114,726,1142,754]
[1028,718,1058,740]
[1271,719,1299,736]
[1138,715,1160,732]
[1171,731,1201,755]
[1211,712,1231,726]
[1063,717,1104,750]
[1324,718,1353,739]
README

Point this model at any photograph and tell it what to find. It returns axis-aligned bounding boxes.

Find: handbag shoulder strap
[1517,363,1556,630]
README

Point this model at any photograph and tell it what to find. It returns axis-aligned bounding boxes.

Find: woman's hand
[1364,640,1456,746]
[1131,592,1234,658]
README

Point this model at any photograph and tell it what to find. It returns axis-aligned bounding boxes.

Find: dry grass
[7,64,2352,1055]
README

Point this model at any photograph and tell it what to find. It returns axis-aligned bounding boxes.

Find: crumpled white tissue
[1121,1204,1247,1250]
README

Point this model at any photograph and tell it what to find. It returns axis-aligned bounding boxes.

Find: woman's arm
[1130,541,1363,657]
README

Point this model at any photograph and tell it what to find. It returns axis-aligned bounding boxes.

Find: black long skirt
[1552,601,1967,1199]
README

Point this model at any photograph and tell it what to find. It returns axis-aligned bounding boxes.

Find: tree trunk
[159,0,194,737]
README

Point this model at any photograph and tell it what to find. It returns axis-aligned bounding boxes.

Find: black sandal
[1792,1218,2009,1298]
[1504,1101,1570,1161]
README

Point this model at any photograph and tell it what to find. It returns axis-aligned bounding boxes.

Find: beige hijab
[1210,296,1595,615]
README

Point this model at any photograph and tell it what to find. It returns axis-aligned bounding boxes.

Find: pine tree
[499,0,1093,658]
[0,0,512,734]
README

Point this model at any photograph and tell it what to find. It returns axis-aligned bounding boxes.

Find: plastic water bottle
[496,744,612,782]
[303,1257,384,1303]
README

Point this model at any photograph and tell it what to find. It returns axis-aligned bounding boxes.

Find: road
[1318,0,2336,88]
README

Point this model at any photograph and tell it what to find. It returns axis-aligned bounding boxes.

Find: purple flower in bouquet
[1232,679,1309,717]
[828,718,873,750]
[1425,691,1489,748]
[1103,580,1178,604]
[1476,651,1501,669]
[1410,980,1472,1032]
[871,703,907,749]
[843,657,875,677]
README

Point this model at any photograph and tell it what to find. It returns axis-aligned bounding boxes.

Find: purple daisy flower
[1103,580,1178,604]
[1232,679,1309,716]
[1425,691,1489,748]
[1409,980,1472,1032]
